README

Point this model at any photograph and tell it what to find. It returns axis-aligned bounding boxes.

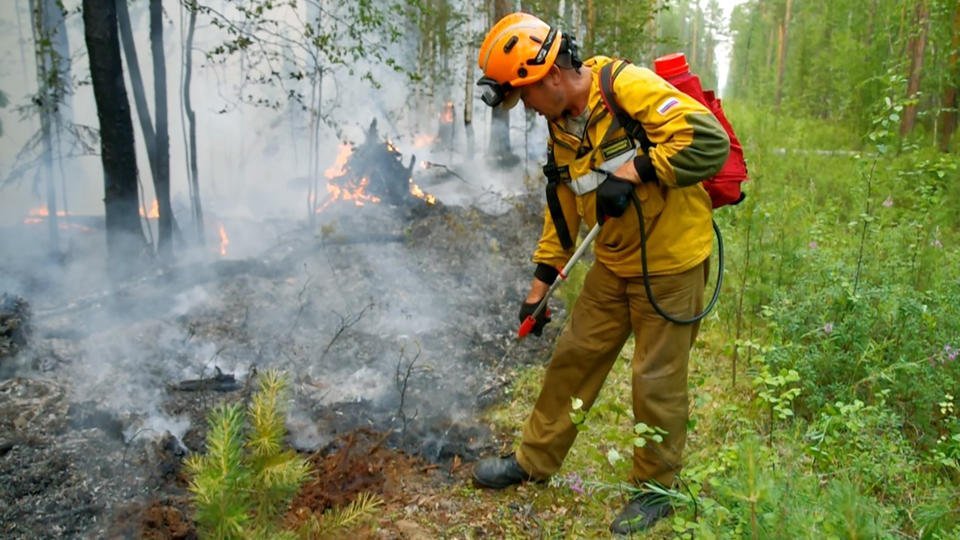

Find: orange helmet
[477,12,561,108]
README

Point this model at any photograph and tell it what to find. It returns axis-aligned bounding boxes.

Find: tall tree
[150,0,172,259]
[937,1,959,151]
[82,0,145,267]
[181,0,204,243]
[774,0,793,110]
[900,0,929,136]
[487,0,517,167]
[115,0,173,258]
[28,0,71,255]
[463,0,476,157]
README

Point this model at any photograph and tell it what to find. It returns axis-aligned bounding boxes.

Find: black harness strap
[543,124,575,250]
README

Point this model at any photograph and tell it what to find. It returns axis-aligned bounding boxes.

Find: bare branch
[321,301,374,357]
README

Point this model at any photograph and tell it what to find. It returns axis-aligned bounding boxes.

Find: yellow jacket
[534,56,730,278]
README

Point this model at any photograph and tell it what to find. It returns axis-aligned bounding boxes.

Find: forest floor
[0,169,610,538]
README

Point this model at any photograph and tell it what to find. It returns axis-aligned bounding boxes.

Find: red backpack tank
[599,53,749,208]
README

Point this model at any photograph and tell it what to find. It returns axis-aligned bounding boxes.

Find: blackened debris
[173,367,242,392]
[0,293,31,359]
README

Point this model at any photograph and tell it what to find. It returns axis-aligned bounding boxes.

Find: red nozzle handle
[517,308,550,339]
[518,316,535,339]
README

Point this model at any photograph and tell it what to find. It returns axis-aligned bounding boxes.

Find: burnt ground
[0,180,573,538]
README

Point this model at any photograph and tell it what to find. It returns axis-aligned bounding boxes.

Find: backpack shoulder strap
[598,60,654,153]
[542,125,575,250]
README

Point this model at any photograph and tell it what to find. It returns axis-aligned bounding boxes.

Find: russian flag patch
[657,97,680,115]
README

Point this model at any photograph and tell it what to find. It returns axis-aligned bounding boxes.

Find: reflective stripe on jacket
[532,56,730,278]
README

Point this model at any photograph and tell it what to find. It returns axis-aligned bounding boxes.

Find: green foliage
[727,0,959,139]
[185,370,311,539]
[190,0,417,111]
[296,492,383,538]
[751,362,800,442]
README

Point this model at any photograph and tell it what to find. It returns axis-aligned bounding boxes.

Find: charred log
[172,367,241,392]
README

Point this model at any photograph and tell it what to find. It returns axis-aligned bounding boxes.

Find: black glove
[519,301,551,336]
[595,173,635,222]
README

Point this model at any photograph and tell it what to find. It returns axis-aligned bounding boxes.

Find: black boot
[609,490,673,535]
[472,454,534,489]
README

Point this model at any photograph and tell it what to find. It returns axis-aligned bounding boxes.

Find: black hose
[631,191,722,325]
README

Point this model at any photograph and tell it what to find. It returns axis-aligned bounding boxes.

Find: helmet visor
[478,76,514,108]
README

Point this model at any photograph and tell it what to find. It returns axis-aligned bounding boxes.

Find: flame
[22,206,92,231]
[218,223,229,256]
[385,140,398,153]
[316,177,382,213]
[409,180,437,205]
[414,134,437,148]
[24,206,67,224]
[140,199,160,219]
[441,101,455,123]
[324,143,353,179]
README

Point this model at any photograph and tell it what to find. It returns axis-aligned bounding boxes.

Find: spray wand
[518,222,602,339]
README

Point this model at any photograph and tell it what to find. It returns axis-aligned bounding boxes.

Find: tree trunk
[900,0,929,137]
[182,0,204,243]
[463,0,475,158]
[690,0,700,67]
[29,0,61,254]
[150,0,172,259]
[585,0,595,55]
[488,0,516,167]
[774,0,793,109]
[937,4,960,152]
[115,0,157,177]
[82,0,145,267]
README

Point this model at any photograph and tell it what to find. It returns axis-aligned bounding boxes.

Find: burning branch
[316,119,438,213]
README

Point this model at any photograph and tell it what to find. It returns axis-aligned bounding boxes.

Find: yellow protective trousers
[515,259,707,487]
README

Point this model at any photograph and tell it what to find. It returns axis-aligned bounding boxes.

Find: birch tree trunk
[30,0,72,253]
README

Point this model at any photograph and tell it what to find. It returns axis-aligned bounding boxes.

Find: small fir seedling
[186,370,311,539]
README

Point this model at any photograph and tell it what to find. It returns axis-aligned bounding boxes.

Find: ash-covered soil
[0,187,574,538]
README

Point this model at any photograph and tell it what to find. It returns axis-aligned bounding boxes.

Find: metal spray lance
[517,222,602,339]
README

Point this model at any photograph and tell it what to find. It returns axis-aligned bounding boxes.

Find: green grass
[469,102,960,538]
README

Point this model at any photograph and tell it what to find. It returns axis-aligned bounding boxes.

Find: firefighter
[473,12,730,534]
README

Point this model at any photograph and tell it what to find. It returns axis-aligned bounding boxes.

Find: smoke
[0,0,545,459]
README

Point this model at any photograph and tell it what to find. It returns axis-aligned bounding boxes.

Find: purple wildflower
[809,241,819,250]
[823,322,834,335]
[565,472,585,495]
[945,345,958,363]
[932,238,944,249]
[882,196,894,208]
